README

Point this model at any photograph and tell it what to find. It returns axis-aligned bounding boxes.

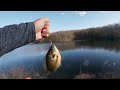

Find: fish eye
[53,55,55,58]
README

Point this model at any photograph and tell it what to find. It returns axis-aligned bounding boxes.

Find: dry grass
[0,66,48,79]
[74,73,96,79]
[99,71,120,79]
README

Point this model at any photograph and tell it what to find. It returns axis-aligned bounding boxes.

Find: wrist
[27,22,36,42]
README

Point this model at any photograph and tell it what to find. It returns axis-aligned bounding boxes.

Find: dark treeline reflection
[52,41,120,52]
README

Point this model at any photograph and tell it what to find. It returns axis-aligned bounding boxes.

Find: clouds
[75,11,105,16]
[74,11,87,16]
[75,11,79,13]
[74,11,106,16]
[61,13,65,15]
[78,11,87,16]
[60,11,106,17]
[60,11,87,16]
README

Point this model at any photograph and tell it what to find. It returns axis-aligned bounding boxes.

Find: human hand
[34,18,50,40]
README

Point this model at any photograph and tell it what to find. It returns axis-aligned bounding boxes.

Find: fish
[44,44,62,73]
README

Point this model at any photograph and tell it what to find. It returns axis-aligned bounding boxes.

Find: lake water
[1,41,120,79]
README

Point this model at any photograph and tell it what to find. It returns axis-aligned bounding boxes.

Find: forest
[34,23,120,43]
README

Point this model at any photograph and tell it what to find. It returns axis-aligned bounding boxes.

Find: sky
[0,11,120,32]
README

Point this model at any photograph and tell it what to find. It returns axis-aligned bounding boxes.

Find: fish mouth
[51,45,57,50]
[50,45,58,54]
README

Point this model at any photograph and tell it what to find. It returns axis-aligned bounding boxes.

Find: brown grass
[74,73,96,79]
[0,66,48,79]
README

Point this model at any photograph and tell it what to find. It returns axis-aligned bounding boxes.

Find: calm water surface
[1,41,120,79]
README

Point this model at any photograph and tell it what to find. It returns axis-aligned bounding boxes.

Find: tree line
[34,23,120,43]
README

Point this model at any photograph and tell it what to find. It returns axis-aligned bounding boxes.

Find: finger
[45,27,50,34]
[44,25,49,29]
[41,29,47,33]
[42,33,49,38]
[45,22,50,26]
[42,29,50,34]
[44,22,49,30]
[42,25,49,32]
[43,29,47,33]
[45,21,50,23]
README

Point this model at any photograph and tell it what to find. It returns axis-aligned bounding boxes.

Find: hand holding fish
[34,18,50,40]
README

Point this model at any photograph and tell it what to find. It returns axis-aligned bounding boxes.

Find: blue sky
[0,11,120,32]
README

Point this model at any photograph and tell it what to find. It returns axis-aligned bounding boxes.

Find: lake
[0,41,120,79]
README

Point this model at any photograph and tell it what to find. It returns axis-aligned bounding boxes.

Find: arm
[0,22,36,56]
[0,18,50,57]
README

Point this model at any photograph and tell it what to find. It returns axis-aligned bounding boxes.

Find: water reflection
[54,41,120,52]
